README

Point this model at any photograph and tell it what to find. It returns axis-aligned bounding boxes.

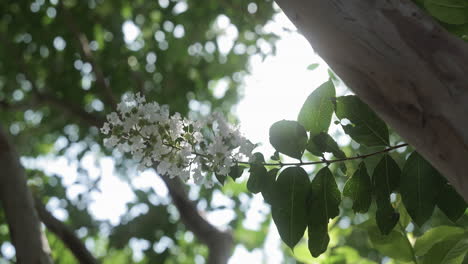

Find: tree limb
[0,125,53,264]
[34,197,98,264]
[275,0,468,200]
[159,175,233,264]
[58,2,118,108]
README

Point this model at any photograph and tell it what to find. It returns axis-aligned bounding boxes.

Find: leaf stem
[398,221,418,264]
[237,143,408,167]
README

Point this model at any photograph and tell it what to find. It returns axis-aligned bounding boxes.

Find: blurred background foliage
[0,0,278,262]
[1,0,468,263]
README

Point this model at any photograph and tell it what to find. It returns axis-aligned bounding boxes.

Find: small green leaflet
[271,167,310,249]
[247,153,267,194]
[400,152,444,227]
[247,164,267,194]
[307,167,341,257]
[306,132,346,159]
[373,154,401,234]
[297,80,336,136]
[261,168,279,204]
[269,120,308,160]
[421,233,468,264]
[343,162,372,213]
[437,181,467,222]
[306,132,347,174]
[414,225,466,256]
[424,0,468,25]
[307,63,319,71]
[367,226,414,262]
[334,95,389,146]
[228,165,246,180]
[215,173,227,185]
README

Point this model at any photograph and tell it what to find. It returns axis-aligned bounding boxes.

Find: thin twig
[237,143,409,167]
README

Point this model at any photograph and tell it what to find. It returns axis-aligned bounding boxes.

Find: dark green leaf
[437,182,467,222]
[270,151,280,161]
[269,120,308,159]
[308,222,329,257]
[215,173,227,185]
[307,167,341,257]
[297,80,335,135]
[247,164,267,194]
[307,63,319,71]
[425,0,468,25]
[343,162,372,213]
[271,167,310,249]
[261,168,279,204]
[373,154,401,234]
[421,233,468,264]
[414,225,465,256]
[306,132,346,159]
[375,207,400,236]
[367,226,414,262]
[306,132,347,174]
[335,96,389,146]
[250,152,266,164]
[400,152,444,227]
[228,165,246,180]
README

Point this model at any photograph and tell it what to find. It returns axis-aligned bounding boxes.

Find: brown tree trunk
[0,126,53,264]
[275,0,468,200]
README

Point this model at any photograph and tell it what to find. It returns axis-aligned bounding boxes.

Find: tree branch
[0,125,53,264]
[34,197,98,264]
[159,175,233,264]
[58,2,117,108]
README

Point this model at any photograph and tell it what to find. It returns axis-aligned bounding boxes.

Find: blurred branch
[0,125,54,264]
[34,197,99,264]
[58,3,117,108]
[159,175,233,264]
[36,92,105,127]
[0,33,104,128]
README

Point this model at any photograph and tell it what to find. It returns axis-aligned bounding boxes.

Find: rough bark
[35,197,98,264]
[275,0,468,200]
[160,175,233,264]
[0,126,53,264]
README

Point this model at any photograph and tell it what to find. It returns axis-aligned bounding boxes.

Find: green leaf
[307,167,341,257]
[215,173,227,185]
[437,182,467,222]
[367,226,414,262]
[400,152,444,226]
[414,226,465,256]
[261,168,279,204]
[228,165,246,180]
[306,132,347,174]
[306,132,346,159]
[269,120,308,160]
[343,162,372,213]
[375,207,400,236]
[308,222,329,257]
[247,164,267,194]
[297,80,336,135]
[373,154,401,234]
[307,63,319,71]
[421,233,468,264]
[335,96,389,146]
[424,0,468,25]
[271,167,310,249]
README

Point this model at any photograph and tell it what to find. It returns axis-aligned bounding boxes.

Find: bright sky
[6,7,331,264]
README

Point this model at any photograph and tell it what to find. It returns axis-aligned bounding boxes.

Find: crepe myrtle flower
[101,93,255,187]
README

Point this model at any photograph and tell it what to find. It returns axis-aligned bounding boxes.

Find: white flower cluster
[101,93,255,187]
